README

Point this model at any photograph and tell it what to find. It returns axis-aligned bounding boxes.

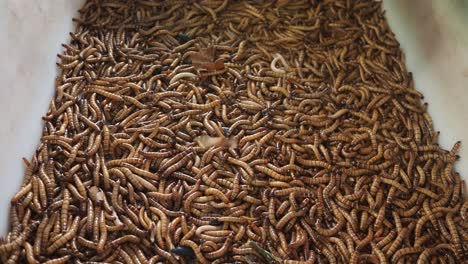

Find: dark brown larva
[1,0,467,263]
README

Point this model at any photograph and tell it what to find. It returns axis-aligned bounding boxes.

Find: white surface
[0,0,85,235]
[0,1,467,235]
[383,0,468,177]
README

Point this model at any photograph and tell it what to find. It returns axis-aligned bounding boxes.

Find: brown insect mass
[1,0,468,263]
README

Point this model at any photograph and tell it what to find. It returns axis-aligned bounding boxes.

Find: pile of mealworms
[1,0,467,263]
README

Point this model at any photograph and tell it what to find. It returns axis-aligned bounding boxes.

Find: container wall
[384,0,468,180]
[0,0,85,235]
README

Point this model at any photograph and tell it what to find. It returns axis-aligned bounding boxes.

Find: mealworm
[255,165,291,181]
[273,187,314,197]
[386,227,410,257]
[11,182,32,204]
[47,217,79,254]
[31,215,48,256]
[60,189,70,232]
[169,72,198,84]
[43,256,71,264]
[206,233,233,259]
[276,210,304,230]
[161,152,194,179]
[392,246,423,263]
[205,188,230,204]
[295,156,331,169]
[96,209,107,253]
[76,236,97,250]
[416,244,455,264]
[180,239,208,264]
[357,228,374,251]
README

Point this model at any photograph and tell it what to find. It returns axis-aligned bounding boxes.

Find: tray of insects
[0,0,467,263]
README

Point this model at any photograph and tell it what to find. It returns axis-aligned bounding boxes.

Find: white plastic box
[0,0,467,235]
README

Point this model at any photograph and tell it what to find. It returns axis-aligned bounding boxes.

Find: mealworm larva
[85,88,123,101]
[67,183,85,202]
[158,149,190,172]
[86,134,102,156]
[205,188,230,204]
[386,227,409,257]
[233,40,248,61]
[118,247,135,264]
[139,150,173,159]
[24,242,38,264]
[33,214,48,256]
[11,182,32,204]
[416,244,455,264]
[78,113,101,131]
[161,152,194,178]
[90,205,100,243]
[187,100,221,110]
[169,72,198,84]
[274,187,314,197]
[380,177,409,194]
[60,189,70,232]
[106,158,144,167]
[43,255,71,264]
[276,210,304,230]
[205,233,234,259]
[371,242,388,264]
[295,156,332,169]
[46,216,79,254]
[415,186,439,199]
[227,157,254,177]
[445,212,463,259]
[255,165,291,181]
[96,209,107,253]
[102,125,111,154]
[180,239,209,264]
[77,236,97,250]
[392,246,423,263]
[149,206,169,242]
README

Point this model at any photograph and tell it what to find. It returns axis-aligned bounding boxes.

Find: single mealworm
[392,246,423,263]
[276,210,304,230]
[46,217,79,254]
[96,209,107,253]
[205,188,230,203]
[10,183,32,204]
[169,72,198,84]
[43,256,71,264]
[60,189,70,232]
[180,239,208,264]
[255,165,291,181]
